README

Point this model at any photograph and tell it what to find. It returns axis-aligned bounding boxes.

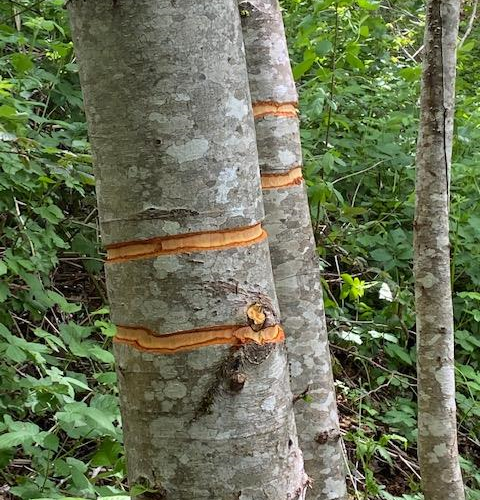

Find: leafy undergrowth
[0,1,479,500]
[0,1,126,498]
[284,0,480,498]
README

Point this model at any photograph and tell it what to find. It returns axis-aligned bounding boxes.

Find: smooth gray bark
[239,1,347,499]
[414,2,465,500]
[68,1,307,498]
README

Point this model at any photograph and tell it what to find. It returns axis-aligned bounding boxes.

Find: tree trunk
[239,2,347,499]
[414,2,465,500]
[68,1,308,498]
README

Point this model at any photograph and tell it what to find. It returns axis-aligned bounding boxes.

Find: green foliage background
[0,0,478,499]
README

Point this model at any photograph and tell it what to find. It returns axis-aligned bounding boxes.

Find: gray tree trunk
[68,1,308,498]
[239,2,347,499]
[414,2,465,500]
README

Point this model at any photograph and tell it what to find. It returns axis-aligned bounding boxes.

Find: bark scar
[252,101,298,120]
[106,223,266,263]
[439,3,450,200]
[114,323,285,354]
[261,167,303,190]
[192,342,276,421]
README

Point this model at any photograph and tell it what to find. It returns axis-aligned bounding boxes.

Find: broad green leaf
[334,330,363,345]
[88,344,115,364]
[293,57,315,80]
[0,282,9,302]
[0,428,39,449]
[356,0,380,10]
[47,291,82,313]
[33,204,65,224]
[341,273,354,285]
[10,53,34,73]
[5,345,27,363]
[346,53,365,70]
[370,248,393,262]
[459,40,475,53]
[40,432,59,451]
[359,25,369,37]
[385,344,412,365]
[399,66,421,82]
[315,39,332,56]
[95,372,117,385]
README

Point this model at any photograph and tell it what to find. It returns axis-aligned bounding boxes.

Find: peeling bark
[68,1,307,498]
[239,1,347,498]
[414,2,465,500]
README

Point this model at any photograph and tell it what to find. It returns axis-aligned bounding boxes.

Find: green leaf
[46,291,81,313]
[0,105,17,118]
[359,25,369,37]
[92,307,110,316]
[71,468,94,492]
[341,273,354,285]
[0,282,9,302]
[356,0,380,10]
[33,204,65,224]
[399,66,421,82]
[385,344,412,365]
[377,445,393,465]
[293,57,315,80]
[346,53,365,70]
[459,40,475,53]
[370,248,393,262]
[95,371,117,385]
[59,322,93,342]
[0,427,39,449]
[95,320,117,337]
[0,105,28,122]
[33,328,67,351]
[131,484,159,497]
[10,53,34,73]
[5,345,27,363]
[315,39,332,56]
[91,439,123,467]
[0,260,7,276]
[334,330,363,345]
[88,344,115,364]
[41,433,60,451]
[458,291,480,301]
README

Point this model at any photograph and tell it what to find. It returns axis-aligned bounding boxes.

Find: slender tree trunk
[414,2,464,500]
[239,2,347,499]
[68,1,308,498]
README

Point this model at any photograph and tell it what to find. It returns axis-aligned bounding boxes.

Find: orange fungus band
[106,223,266,263]
[113,324,285,354]
[261,167,303,190]
[252,101,298,120]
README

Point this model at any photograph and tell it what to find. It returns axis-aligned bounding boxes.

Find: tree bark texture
[68,1,308,498]
[414,2,464,500]
[239,2,347,499]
